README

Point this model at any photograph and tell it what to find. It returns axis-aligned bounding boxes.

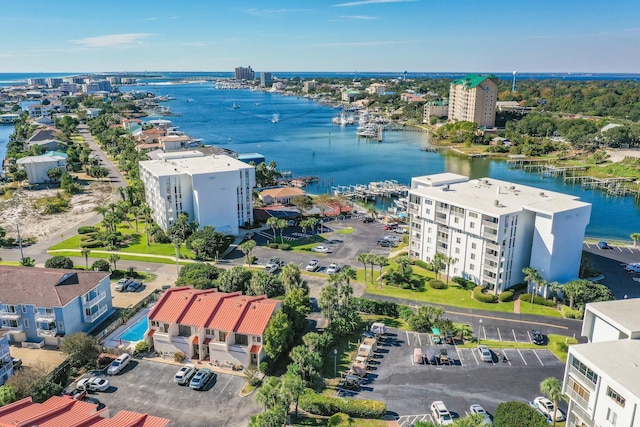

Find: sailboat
[272,113,280,123]
[232,103,239,109]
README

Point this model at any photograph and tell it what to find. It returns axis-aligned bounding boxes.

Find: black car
[362,217,374,223]
[377,239,393,247]
[532,329,545,345]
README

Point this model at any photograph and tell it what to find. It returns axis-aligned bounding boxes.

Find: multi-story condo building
[0,266,113,347]
[0,333,14,386]
[562,299,640,427]
[423,99,449,123]
[367,83,386,95]
[448,74,498,128]
[260,72,272,87]
[139,151,255,235]
[145,288,281,367]
[408,173,591,293]
[27,78,46,86]
[234,66,254,80]
[303,80,317,93]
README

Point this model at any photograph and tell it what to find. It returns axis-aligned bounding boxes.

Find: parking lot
[582,242,640,299]
[339,327,566,423]
[75,359,259,427]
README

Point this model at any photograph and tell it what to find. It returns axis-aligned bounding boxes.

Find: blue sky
[2,0,639,73]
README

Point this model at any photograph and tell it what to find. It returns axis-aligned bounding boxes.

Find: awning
[249,345,261,354]
[192,336,199,344]
[147,329,155,337]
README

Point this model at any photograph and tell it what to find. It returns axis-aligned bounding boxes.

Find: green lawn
[47,250,195,265]
[333,227,355,235]
[292,416,387,427]
[321,332,361,380]
[361,314,410,331]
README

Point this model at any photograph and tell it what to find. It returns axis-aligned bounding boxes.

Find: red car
[383,224,398,230]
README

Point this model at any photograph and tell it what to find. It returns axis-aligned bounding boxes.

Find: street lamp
[478,319,483,345]
[333,348,338,378]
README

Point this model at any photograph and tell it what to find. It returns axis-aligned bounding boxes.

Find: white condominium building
[562,299,640,427]
[408,173,591,293]
[139,151,255,235]
[448,74,498,128]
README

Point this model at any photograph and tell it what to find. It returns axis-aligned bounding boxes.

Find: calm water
[120,82,640,241]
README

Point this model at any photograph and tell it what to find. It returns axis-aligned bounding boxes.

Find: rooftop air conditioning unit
[494,200,500,206]
[539,192,546,197]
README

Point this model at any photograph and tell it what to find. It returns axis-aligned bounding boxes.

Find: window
[425,200,433,205]
[470,254,475,260]
[219,331,227,342]
[21,305,27,313]
[607,387,626,407]
[470,222,475,228]
[607,408,618,425]
[469,212,478,218]
[470,264,475,270]
[178,325,191,337]
[454,248,460,254]
[253,336,262,342]
[235,334,249,346]
[571,357,599,384]
[58,321,64,331]
[471,243,477,249]
[205,329,215,336]
[23,319,29,328]
[151,321,159,327]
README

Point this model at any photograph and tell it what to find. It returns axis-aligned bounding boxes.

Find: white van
[107,353,131,375]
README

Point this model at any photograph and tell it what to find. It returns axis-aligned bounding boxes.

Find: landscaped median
[47,249,197,265]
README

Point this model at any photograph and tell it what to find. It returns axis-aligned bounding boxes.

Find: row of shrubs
[561,305,583,319]
[429,279,447,289]
[452,276,476,290]
[267,242,291,250]
[473,286,498,303]
[350,298,414,320]
[518,293,556,306]
[299,389,386,418]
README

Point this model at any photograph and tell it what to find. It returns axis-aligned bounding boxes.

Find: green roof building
[448,74,499,127]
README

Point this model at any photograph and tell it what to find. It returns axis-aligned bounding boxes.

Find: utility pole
[16,224,24,263]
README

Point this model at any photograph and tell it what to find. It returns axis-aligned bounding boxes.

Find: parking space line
[512,329,518,342]
[517,349,528,365]
[482,325,487,341]
[534,350,544,366]
[417,333,422,347]
[497,327,502,341]
[406,330,410,346]
[471,348,479,365]
[410,354,414,366]
[527,330,533,344]
[219,376,233,394]
[617,246,623,252]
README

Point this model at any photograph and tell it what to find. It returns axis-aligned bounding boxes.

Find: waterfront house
[0,266,113,347]
[27,103,53,119]
[16,151,67,184]
[0,332,14,386]
[259,187,306,205]
[0,396,170,426]
[145,288,281,367]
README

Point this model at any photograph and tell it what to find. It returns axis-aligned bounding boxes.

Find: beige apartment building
[447,74,499,128]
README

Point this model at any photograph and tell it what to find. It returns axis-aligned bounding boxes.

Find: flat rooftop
[140,153,251,176]
[410,174,590,216]
[570,340,640,398]
[585,299,640,334]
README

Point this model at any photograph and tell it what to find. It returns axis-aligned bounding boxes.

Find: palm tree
[548,281,562,305]
[367,205,377,220]
[540,377,565,427]
[375,255,388,282]
[357,253,369,282]
[239,239,257,265]
[452,323,472,342]
[108,254,120,271]
[631,232,640,247]
[80,247,91,270]
[522,267,542,307]
[444,256,458,285]
[266,217,279,241]
[276,218,288,243]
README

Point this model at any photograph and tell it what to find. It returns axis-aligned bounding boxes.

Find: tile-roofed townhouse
[145,287,281,367]
[0,396,170,427]
[259,187,306,205]
[0,266,113,347]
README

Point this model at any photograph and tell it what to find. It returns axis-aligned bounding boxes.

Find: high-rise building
[448,74,498,128]
[407,173,591,293]
[260,72,272,87]
[139,151,255,235]
[234,66,255,80]
[562,299,640,427]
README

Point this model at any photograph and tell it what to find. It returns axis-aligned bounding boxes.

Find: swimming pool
[120,316,149,342]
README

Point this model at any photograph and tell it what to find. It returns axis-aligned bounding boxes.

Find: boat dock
[332,180,409,200]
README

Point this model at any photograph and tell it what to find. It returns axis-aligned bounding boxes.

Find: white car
[625,263,640,273]
[327,263,339,274]
[383,235,400,243]
[306,259,319,272]
[78,377,110,392]
[114,278,132,292]
[311,245,330,253]
[107,353,131,375]
[477,345,492,363]
[174,363,197,385]
[469,404,493,425]
[265,258,284,273]
[533,396,565,422]
[431,401,454,425]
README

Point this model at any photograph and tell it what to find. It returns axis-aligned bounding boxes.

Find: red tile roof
[236,299,281,336]
[207,295,263,332]
[92,410,170,427]
[147,288,218,324]
[249,345,261,354]
[178,291,240,327]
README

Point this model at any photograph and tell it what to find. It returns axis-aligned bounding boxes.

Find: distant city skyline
[2,0,639,73]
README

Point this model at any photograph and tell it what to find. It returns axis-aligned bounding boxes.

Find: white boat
[255,102,261,106]
[232,103,240,109]
[271,113,280,123]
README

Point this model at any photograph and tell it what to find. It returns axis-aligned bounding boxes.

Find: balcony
[482,219,498,229]
[4,325,24,333]
[35,312,56,323]
[0,311,21,321]
[484,253,499,263]
[567,401,594,427]
[408,203,419,215]
[567,367,596,391]
[83,291,107,309]
[485,241,499,251]
[84,305,108,323]
[36,327,57,337]
[435,215,447,225]
[482,272,497,283]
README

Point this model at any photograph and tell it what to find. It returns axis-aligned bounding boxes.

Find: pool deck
[104,307,150,350]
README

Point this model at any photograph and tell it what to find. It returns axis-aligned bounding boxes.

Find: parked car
[531,329,545,345]
[533,396,565,422]
[361,217,374,223]
[306,259,319,272]
[107,353,131,375]
[327,263,339,274]
[477,345,493,363]
[431,401,454,425]
[597,241,612,250]
[114,278,133,292]
[189,368,216,390]
[174,363,197,385]
[383,223,398,230]
[377,239,394,247]
[394,227,408,234]
[469,404,493,425]
[311,245,330,253]
[625,263,640,273]
[383,235,400,243]
[265,258,284,273]
[63,388,87,401]
[126,281,143,292]
[78,377,110,392]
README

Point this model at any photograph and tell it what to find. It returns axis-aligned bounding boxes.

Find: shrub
[80,240,103,248]
[278,243,291,250]
[267,242,279,249]
[397,305,414,321]
[452,276,476,290]
[414,260,432,270]
[498,291,514,302]
[91,259,110,271]
[510,282,528,292]
[328,413,351,427]
[78,226,96,234]
[174,351,186,363]
[494,401,548,427]
[45,256,74,269]
[429,279,447,289]
[561,305,583,319]
[152,229,171,244]
[351,298,399,317]
[518,293,555,306]
[299,389,386,418]
[553,340,568,354]
[473,286,498,303]
[134,341,151,355]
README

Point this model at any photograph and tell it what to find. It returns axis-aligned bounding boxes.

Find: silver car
[477,345,492,363]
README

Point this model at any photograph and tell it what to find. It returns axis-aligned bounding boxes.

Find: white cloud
[243,8,314,17]
[333,0,415,7]
[70,33,153,48]
[315,40,409,47]
[144,17,159,21]
[339,15,379,20]
[183,42,207,47]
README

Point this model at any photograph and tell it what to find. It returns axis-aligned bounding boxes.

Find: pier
[332,180,409,200]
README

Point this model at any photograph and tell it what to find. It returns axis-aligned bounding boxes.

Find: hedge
[299,389,386,418]
[414,260,432,270]
[78,226,97,234]
[494,401,548,427]
[510,282,528,292]
[397,305,414,321]
[429,279,448,289]
[518,293,555,307]
[561,305,583,319]
[351,298,399,318]
[473,286,498,303]
[452,276,475,290]
[498,291,513,302]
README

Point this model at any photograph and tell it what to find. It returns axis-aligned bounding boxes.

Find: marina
[332,180,409,201]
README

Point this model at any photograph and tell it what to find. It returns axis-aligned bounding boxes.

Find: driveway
[79,359,260,427]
